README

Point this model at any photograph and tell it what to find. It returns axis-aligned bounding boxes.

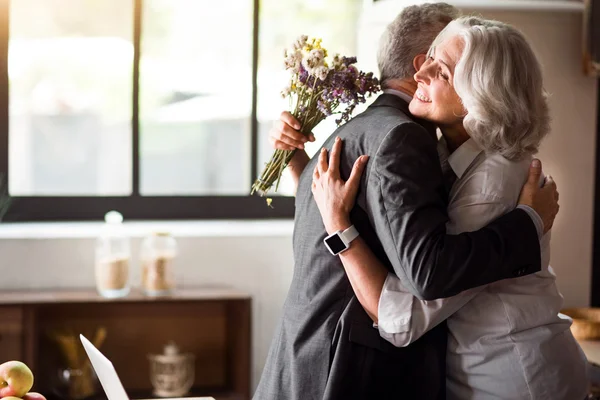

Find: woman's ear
[413,54,427,72]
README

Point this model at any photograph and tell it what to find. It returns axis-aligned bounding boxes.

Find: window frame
[0,0,296,222]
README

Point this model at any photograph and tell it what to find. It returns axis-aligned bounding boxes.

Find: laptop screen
[80,334,129,400]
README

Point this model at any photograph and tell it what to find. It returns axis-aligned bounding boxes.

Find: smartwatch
[324,225,359,256]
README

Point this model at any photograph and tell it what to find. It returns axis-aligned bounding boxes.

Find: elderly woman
[271,17,588,400]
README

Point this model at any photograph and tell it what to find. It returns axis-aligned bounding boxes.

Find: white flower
[281,86,292,98]
[310,49,325,64]
[315,66,329,81]
[303,49,326,73]
[332,54,342,69]
[292,35,309,51]
[284,50,302,73]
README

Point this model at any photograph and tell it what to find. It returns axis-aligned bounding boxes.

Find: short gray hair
[432,17,550,160]
[377,3,459,88]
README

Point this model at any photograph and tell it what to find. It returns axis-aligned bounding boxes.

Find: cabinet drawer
[0,307,23,359]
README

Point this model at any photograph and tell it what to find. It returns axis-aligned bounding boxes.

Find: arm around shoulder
[366,123,541,300]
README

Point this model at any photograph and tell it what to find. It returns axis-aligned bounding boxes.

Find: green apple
[0,361,34,398]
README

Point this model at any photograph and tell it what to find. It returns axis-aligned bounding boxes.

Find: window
[257,0,362,195]
[9,0,134,197]
[0,0,362,221]
[139,0,253,196]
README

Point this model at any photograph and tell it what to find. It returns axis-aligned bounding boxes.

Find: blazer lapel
[369,93,437,140]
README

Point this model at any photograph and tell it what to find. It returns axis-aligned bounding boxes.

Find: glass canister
[141,232,177,296]
[95,211,131,298]
[148,342,195,398]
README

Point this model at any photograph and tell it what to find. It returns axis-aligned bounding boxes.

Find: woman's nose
[414,64,432,84]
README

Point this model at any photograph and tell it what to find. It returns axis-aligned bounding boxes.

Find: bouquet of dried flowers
[251,35,380,200]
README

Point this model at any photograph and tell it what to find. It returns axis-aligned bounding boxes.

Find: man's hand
[269,111,313,191]
[269,111,315,151]
[517,159,559,234]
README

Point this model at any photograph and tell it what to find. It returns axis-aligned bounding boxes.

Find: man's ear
[413,54,427,72]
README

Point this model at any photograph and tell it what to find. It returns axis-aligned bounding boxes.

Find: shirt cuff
[516,204,543,239]
[377,273,413,334]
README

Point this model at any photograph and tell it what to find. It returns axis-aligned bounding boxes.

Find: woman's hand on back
[517,158,559,234]
[311,137,369,234]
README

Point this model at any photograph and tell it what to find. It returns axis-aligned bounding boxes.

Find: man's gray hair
[377,3,459,88]
[432,17,550,160]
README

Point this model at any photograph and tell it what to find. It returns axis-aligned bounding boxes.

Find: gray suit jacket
[253,94,541,400]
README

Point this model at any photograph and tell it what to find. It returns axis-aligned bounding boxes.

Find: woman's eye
[438,71,449,80]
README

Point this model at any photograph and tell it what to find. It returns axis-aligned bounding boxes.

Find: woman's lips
[415,88,432,103]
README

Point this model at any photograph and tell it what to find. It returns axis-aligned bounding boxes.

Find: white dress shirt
[377,138,589,399]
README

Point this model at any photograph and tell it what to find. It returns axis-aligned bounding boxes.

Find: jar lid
[105,210,124,224]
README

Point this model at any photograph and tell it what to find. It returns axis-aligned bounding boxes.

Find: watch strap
[340,225,359,245]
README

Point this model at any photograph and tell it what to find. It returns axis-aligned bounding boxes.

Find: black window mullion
[3,196,294,221]
[132,0,142,196]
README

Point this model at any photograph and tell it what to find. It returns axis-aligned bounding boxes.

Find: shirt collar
[383,88,413,104]
[447,138,484,179]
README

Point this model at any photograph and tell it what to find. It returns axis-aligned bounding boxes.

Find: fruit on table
[0,361,34,398]
[23,392,47,400]
[2,397,23,400]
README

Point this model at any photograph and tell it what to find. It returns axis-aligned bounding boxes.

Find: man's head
[377,3,459,89]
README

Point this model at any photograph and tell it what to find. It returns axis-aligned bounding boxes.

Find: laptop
[80,334,214,400]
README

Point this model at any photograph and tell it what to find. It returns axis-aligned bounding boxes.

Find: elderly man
[254,4,559,400]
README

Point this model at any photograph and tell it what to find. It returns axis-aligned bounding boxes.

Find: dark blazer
[253,94,542,400]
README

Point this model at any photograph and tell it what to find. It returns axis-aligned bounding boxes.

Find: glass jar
[141,232,177,296]
[148,342,195,398]
[56,366,99,400]
[95,211,131,298]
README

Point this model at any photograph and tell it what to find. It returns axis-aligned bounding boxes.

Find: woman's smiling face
[409,34,466,128]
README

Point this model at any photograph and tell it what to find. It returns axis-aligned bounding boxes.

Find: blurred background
[7,0,363,197]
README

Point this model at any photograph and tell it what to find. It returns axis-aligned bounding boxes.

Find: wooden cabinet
[0,288,251,400]
[0,306,24,360]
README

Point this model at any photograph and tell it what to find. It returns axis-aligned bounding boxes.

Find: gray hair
[377,3,459,88]
[432,17,550,160]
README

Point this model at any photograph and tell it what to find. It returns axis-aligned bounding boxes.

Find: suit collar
[370,93,411,114]
[370,93,437,138]
[383,88,414,103]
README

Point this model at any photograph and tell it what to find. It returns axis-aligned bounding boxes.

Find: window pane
[9,0,133,196]
[257,0,363,196]
[140,0,253,195]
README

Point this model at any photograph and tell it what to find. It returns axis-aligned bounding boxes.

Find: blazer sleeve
[365,122,541,301]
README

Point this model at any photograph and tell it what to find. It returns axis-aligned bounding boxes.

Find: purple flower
[342,56,357,66]
[298,64,309,84]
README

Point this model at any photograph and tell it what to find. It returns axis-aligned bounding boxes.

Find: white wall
[0,5,597,395]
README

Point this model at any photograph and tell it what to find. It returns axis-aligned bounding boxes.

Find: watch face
[325,234,347,254]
